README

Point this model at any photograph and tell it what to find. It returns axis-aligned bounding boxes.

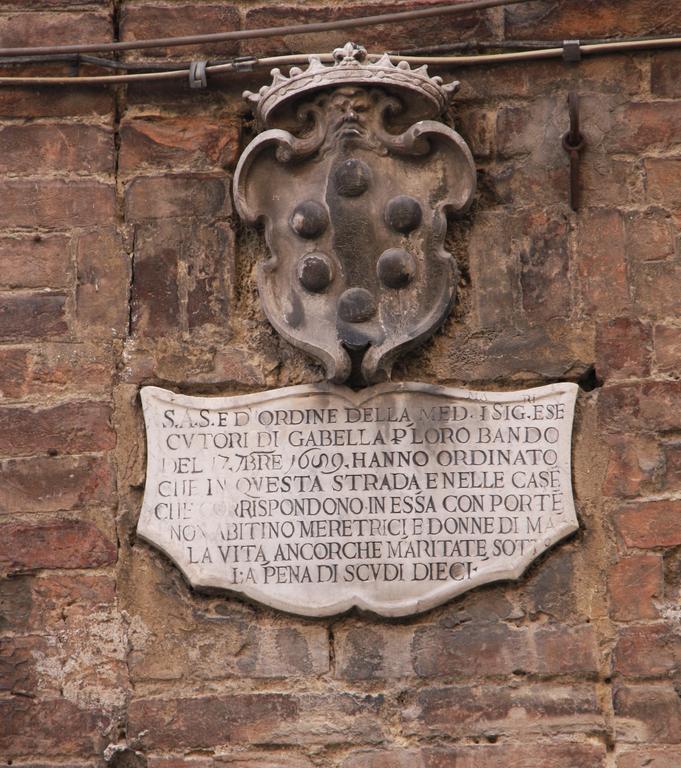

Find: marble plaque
[138,382,578,617]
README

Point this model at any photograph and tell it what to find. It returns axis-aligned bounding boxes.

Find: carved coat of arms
[234,43,476,384]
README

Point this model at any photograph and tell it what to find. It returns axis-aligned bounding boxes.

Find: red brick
[0,519,115,572]
[625,209,675,263]
[614,623,681,676]
[0,234,72,289]
[614,500,681,548]
[652,50,681,98]
[129,694,298,748]
[0,454,115,514]
[0,347,29,399]
[119,115,241,174]
[0,698,111,756]
[423,743,606,768]
[660,440,681,493]
[0,573,115,632]
[125,174,229,222]
[0,179,115,228]
[405,684,603,738]
[75,228,129,338]
[598,384,642,433]
[342,750,424,768]
[244,2,495,57]
[0,634,50,694]
[614,683,681,743]
[505,0,681,38]
[634,261,681,318]
[120,4,240,58]
[646,158,681,207]
[609,554,663,620]
[0,11,111,48]
[618,748,681,768]
[0,292,68,341]
[606,102,681,153]
[534,624,599,675]
[640,381,681,430]
[0,123,113,175]
[0,400,114,457]
[577,210,630,316]
[16,343,113,399]
[210,754,316,768]
[603,436,662,498]
[596,318,652,380]
[654,324,681,375]
[0,86,112,118]
[131,220,231,336]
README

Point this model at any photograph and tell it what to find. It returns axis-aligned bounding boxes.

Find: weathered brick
[0,347,29,399]
[119,115,241,174]
[603,436,662,499]
[518,210,571,322]
[76,228,129,338]
[577,210,629,316]
[0,86,112,118]
[0,292,68,341]
[606,102,681,153]
[614,683,681,743]
[0,123,113,175]
[0,400,114,457]
[580,157,644,208]
[646,158,681,207]
[125,174,229,222]
[595,318,652,381]
[0,634,50,694]
[0,11,111,47]
[131,621,329,681]
[618,748,681,768]
[609,554,663,621]
[0,234,71,289]
[625,209,675,263]
[505,0,681,38]
[128,694,299,748]
[634,261,681,318]
[0,698,111,756]
[0,454,115,514]
[654,324,681,376]
[244,2,495,57]
[405,684,603,738]
[0,519,115,572]
[0,179,115,228]
[423,743,607,768]
[131,220,231,336]
[210,754,316,768]
[25,573,115,630]
[599,381,681,434]
[660,440,681,493]
[614,500,681,549]
[120,4,240,58]
[613,623,681,676]
[651,50,681,98]
[18,343,113,399]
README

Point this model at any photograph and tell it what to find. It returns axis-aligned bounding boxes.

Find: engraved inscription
[138,382,578,617]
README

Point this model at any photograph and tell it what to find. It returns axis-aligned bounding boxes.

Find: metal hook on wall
[562,92,585,211]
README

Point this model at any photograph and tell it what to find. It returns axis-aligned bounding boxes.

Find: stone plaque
[138,382,578,617]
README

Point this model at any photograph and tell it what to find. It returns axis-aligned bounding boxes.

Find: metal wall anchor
[562,92,585,211]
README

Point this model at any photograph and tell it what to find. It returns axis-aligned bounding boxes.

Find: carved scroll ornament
[233,43,476,384]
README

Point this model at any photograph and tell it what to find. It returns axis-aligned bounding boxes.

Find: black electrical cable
[0,0,533,57]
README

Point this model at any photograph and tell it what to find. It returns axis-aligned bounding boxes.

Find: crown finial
[243,42,460,129]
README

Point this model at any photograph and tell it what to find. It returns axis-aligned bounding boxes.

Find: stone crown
[244,42,460,128]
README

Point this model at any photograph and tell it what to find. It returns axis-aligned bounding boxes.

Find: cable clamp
[189,60,208,89]
[232,55,256,72]
[562,40,581,62]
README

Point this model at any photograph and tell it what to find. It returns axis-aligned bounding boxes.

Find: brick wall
[2,1,681,765]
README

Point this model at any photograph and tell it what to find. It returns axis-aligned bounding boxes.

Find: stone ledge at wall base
[137,381,578,617]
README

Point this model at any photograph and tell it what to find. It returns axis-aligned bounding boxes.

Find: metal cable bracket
[562,39,582,62]
[189,60,207,88]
